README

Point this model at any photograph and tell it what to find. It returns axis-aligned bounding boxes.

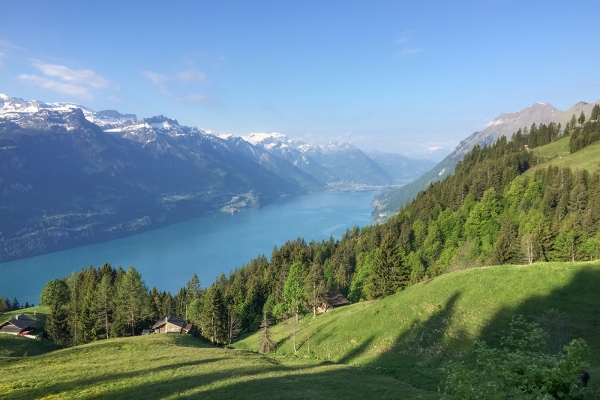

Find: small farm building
[0,314,36,336]
[152,316,191,334]
[317,291,350,313]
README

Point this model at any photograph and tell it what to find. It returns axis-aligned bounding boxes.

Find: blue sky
[1,1,599,160]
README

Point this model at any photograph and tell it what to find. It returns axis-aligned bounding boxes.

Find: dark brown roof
[152,315,186,329]
[0,314,36,331]
[327,291,350,307]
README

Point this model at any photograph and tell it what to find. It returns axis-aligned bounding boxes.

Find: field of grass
[0,306,55,358]
[528,135,600,174]
[0,334,437,399]
[234,262,600,393]
[3,262,600,399]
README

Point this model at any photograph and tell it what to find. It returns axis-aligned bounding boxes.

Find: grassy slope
[0,306,55,358]
[3,263,600,398]
[234,262,600,392]
[0,334,436,399]
[527,135,600,174]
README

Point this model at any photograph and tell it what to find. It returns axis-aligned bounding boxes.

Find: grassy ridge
[0,334,436,399]
[528,135,600,173]
[234,262,600,391]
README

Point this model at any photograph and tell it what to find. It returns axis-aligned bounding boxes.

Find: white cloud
[34,63,112,88]
[18,74,93,101]
[107,96,123,103]
[143,70,171,95]
[174,93,208,103]
[177,68,207,83]
[397,48,422,60]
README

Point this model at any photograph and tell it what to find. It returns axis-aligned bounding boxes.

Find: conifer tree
[201,285,227,344]
[11,297,20,310]
[578,111,586,125]
[258,313,275,354]
[113,266,149,336]
[95,273,114,339]
[591,104,600,121]
[46,297,69,347]
[368,233,406,299]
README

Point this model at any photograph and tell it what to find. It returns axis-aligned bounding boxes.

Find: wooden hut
[152,316,189,334]
[316,291,350,313]
[0,314,36,336]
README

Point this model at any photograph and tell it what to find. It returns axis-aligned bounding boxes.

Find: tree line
[0,296,32,313]
[34,107,600,347]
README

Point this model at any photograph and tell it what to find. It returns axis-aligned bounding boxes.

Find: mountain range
[0,94,430,262]
[372,99,600,220]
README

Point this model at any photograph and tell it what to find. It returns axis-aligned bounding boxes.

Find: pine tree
[186,273,202,300]
[368,234,406,299]
[113,266,149,336]
[46,298,69,347]
[591,104,600,121]
[201,285,227,344]
[578,111,586,125]
[11,297,20,310]
[95,273,114,339]
[0,297,10,313]
[258,313,275,354]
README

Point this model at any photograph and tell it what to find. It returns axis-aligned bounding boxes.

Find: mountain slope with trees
[372,100,599,220]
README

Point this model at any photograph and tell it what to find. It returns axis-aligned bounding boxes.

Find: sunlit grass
[235,261,600,391]
[0,334,437,399]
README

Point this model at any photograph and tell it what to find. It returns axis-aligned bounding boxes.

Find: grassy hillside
[0,334,436,399]
[234,262,600,392]
[3,263,600,398]
[528,137,600,174]
[0,306,55,358]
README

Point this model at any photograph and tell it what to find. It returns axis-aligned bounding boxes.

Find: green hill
[0,334,435,399]
[528,135,600,174]
[234,261,600,392]
[3,263,600,398]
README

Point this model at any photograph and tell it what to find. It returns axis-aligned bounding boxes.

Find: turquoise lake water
[0,191,376,303]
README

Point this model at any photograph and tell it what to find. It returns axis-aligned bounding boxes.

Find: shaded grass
[0,334,437,399]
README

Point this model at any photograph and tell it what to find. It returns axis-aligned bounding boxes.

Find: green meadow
[528,134,600,173]
[2,262,600,398]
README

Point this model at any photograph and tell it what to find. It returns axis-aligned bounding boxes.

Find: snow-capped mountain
[240,132,395,185]
[0,94,323,263]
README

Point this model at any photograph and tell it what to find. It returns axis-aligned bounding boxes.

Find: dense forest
[33,108,600,347]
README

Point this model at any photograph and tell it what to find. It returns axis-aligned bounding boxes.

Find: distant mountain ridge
[0,94,325,262]
[0,94,433,262]
[241,132,434,187]
[372,100,599,220]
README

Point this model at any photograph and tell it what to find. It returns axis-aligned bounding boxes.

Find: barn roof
[327,291,350,307]
[0,314,36,333]
[152,315,186,329]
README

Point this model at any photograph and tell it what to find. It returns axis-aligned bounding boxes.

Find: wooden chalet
[152,316,191,334]
[0,314,36,337]
[317,291,350,313]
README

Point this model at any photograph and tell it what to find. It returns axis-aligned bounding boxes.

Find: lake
[0,191,377,304]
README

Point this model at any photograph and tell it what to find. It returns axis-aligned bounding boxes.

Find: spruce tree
[578,111,586,125]
[11,297,20,310]
[258,313,275,354]
[46,298,69,347]
[113,266,149,336]
[201,285,227,344]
